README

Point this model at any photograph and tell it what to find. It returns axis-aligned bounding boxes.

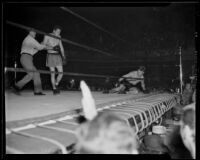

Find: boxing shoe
[55,84,61,93]
[11,85,21,95]
[53,89,60,95]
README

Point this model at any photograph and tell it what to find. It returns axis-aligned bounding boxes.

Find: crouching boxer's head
[137,66,145,76]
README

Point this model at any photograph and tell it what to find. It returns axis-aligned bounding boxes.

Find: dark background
[4,3,197,90]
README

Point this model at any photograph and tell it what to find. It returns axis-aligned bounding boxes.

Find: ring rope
[5,67,144,80]
[37,125,75,134]
[5,67,117,78]
[9,129,68,154]
[6,146,25,154]
[6,20,122,59]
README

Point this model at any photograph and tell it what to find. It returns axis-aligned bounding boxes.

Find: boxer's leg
[55,65,63,86]
[49,67,56,90]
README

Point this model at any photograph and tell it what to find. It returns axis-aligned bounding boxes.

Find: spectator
[181,82,193,105]
[75,112,139,154]
[180,103,196,159]
[140,134,170,155]
[192,89,196,102]
[164,103,195,159]
[75,81,139,154]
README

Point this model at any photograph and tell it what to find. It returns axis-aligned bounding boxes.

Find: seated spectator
[164,103,195,159]
[75,81,139,154]
[75,112,139,154]
[180,103,195,159]
[140,134,170,155]
[181,82,193,105]
[172,104,183,121]
[189,75,196,90]
[192,89,196,103]
[164,126,193,159]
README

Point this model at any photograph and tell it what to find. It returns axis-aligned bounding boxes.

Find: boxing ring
[6,91,180,154]
[4,8,183,154]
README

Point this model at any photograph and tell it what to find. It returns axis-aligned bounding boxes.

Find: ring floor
[5,90,179,154]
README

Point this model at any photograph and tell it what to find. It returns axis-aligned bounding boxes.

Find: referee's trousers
[16,53,42,93]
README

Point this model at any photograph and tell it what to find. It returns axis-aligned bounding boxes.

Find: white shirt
[21,35,44,55]
[120,71,144,85]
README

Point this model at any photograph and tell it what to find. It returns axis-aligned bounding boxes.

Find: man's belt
[21,53,33,56]
[47,45,67,65]
[48,45,61,56]
[47,52,60,55]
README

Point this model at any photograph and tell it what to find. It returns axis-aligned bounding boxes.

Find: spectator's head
[75,112,139,154]
[29,30,36,38]
[53,25,62,36]
[76,80,139,154]
[185,83,192,91]
[164,125,192,159]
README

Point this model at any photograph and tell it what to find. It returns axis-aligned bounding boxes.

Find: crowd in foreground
[74,80,196,158]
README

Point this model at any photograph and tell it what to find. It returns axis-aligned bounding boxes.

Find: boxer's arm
[41,36,53,50]
[32,38,46,50]
[41,36,48,45]
[59,40,65,59]
[141,79,146,91]
[119,73,130,81]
